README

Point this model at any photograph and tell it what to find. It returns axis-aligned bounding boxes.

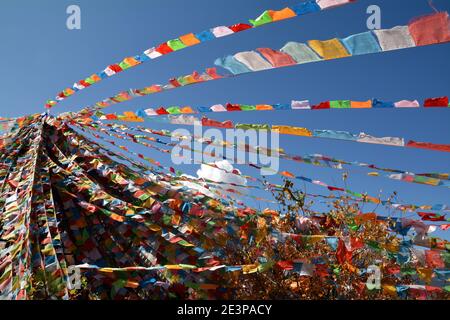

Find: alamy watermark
[366,265,381,290]
[66,5,81,30]
[171,123,280,176]
[63,5,383,33]
[367,5,381,30]
[67,265,82,290]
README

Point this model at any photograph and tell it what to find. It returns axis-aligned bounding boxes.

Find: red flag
[108,64,123,73]
[155,42,174,55]
[201,117,234,129]
[169,78,182,87]
[229,23,252,32]
[408,12,450,46]
[277,261,293,270]
[425,250,445,268]
[328,186,345,192]
[226,103,242,111]
[424,96,449,107]
[156,107,169,115]
[336,239,352,264]
[314,264,329,278]
[386,265,401,275]
[407,140,450,152]
[417,212,446,222]
[311,101,331,110]
[351,237,364,250]
[425,286,443,294]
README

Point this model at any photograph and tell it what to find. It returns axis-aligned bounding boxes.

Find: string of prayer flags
[98,109,450,153]
[1,114,448,299]
[44,0,358,109]
[79,119,450,190]
[2,1,449,300]
[74,12,450,116]
[75,95,448,125]
[74,119,450,214]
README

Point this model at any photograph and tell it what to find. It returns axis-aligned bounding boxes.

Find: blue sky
[1,0,449,237]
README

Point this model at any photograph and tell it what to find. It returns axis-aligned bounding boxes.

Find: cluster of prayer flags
[75,119,450,212]
[96,96,449,122]
[74,12,450,116]
[94,107,450,153]
[215,12,450,74]
[45,0,357,109]
[2,0,449,300]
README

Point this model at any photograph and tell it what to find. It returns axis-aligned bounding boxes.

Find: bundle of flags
[0,115,448,299]
[72,12,450,116]
[0,1,449,300]
[45,0,358,109]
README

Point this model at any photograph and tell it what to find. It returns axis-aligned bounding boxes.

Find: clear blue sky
[1,0,449,237]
